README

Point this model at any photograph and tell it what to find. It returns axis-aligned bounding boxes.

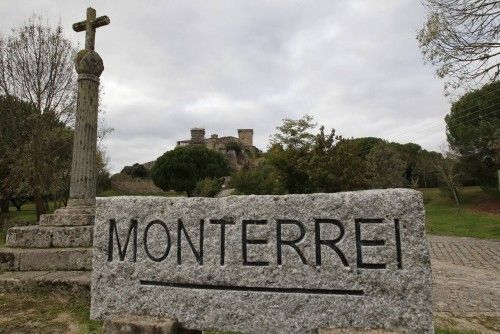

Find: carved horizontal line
[139,280,364,296]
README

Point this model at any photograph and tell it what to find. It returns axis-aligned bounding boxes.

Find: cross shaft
[73,7,110,51]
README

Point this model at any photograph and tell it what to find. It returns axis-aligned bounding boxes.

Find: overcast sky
[0,1,450,172]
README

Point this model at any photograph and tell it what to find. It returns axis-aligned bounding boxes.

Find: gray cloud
[0,0,450,172]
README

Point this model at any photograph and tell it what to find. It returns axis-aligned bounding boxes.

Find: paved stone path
[428,235,500,333]
[429,235,499,271]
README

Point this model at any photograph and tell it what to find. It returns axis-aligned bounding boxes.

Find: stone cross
[68,7,110,209]
[0,8,110,274]
[73,7,110,51]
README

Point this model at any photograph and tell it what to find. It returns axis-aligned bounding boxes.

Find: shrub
[193,178,224,197]
[121,163,149,179]
[151,145,230,196]
[231,163,286,195]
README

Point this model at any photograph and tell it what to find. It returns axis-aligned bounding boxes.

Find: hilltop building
[177,128,254,152]
[176,128,257,170]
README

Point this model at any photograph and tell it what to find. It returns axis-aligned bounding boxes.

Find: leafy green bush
[231,163,286,195]
[225,141,243,155]
[121,163,149,179]
[151,145,230,196]
[193,178,224,197]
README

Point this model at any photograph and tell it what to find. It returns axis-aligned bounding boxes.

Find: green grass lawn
[3,202,57,224]
[421,186,500,239]
[0,202,56,247]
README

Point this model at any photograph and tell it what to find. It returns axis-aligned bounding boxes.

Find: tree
[268,117,374,193]
[418,0,500,93]
[0,141,10,213]
[267,115,316,193]
[96,150,112,194]
[266,144,310,193]
[0,16,77,218]
[193,178,224,197]
[231,162,286,195]
[0,96,39,212]
[0,100,74,213]
[0,95,25,213]
[414,150,442,188]
[389,142,422,186]
[446,81,500,188]
[437,148,463,208]
[366,142,407,189]
[151,145,230,196]
[306,128,369,192]
[270,115,316,150]
[350,137,385,158]
[121,163,149,179]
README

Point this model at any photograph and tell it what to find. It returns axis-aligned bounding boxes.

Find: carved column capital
[75,49,104,77]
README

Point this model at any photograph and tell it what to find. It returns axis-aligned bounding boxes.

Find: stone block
[6,225,93,248]
[0,247,92,271]
[103,315,178,334]
[40,213,94,227]
[0,271,91,295]
[0,249,19,271]
[67,198,96,207]
[91,190,434,333]
[54,205,95,215]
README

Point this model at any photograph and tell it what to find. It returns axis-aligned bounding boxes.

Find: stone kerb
[91,189,434,334]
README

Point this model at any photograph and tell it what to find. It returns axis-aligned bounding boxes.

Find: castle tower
[238,129,253,146]
[190,128,206,144]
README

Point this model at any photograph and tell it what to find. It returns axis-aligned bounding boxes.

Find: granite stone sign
[91,189,434,333]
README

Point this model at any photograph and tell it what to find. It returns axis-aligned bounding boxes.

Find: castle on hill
[176,128,254,152]
[176,128,257,170]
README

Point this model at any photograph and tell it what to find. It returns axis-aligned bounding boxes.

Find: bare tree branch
[0,15,76,123]
[418,0,500,96]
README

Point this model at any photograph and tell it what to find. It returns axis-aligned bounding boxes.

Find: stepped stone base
[0,270,91,295]
[40,205,95,227]
[0,204,95,272]
[0,247,92,271]
[6,225,93,248]
[40,213,93,226]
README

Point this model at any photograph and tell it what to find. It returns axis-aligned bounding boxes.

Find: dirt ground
[0,289,98,334]
[471,200,500,215]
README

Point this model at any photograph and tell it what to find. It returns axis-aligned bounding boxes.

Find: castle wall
[206,136,239,152]
[177,129,254,152]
